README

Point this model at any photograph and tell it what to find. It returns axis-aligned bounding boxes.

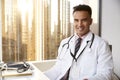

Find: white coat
[44,32,113,80]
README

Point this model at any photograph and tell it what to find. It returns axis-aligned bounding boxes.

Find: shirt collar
[74,31,91,41]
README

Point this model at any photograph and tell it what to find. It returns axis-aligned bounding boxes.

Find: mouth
[77,27,83,31]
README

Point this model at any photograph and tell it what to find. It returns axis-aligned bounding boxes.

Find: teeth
[78,27,82,31]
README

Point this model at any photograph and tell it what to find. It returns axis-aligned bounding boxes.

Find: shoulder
[58,35,74,52]
[94,34,102,40]
[93,34,110,50]
[94,34,108,44]
[60,35,74,44]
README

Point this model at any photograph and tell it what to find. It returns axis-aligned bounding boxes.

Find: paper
[2,69,33,77]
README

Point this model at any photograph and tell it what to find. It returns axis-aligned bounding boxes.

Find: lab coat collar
[67,31,93,60]
[68,35,76,54]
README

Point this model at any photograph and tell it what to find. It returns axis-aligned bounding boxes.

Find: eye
[74,19,78,22]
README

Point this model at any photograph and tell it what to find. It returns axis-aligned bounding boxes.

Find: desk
[0,63,50,80]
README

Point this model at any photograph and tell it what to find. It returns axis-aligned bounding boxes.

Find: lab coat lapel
[75,32,92,58]
[75,40,87,58]
[69,35,76,55]
[59,36,75,79]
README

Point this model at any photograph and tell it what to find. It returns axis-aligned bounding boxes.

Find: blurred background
[0,0,98,62]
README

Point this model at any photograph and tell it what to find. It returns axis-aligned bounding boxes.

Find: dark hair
[73,4,92,17]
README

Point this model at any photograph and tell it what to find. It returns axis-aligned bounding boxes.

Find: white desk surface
[0,62,50,80]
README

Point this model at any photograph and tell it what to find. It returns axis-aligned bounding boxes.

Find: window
[0,0,99,62]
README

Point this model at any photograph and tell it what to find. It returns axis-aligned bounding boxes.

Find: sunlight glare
[17,0,33,30]
[51,0,58,34]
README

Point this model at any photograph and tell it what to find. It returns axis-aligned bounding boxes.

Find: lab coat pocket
[81,51,97,75]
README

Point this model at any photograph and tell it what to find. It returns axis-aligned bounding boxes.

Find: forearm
[84,70,113,80]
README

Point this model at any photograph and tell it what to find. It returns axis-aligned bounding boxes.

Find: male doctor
[44,4,113,80]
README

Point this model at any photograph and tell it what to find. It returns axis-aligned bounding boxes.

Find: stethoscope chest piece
[88,48,92,52]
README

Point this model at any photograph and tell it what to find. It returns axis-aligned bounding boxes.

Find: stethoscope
[60,33,95,62]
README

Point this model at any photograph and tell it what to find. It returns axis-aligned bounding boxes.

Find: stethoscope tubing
[62,35,74,48]
[59,33,95,61]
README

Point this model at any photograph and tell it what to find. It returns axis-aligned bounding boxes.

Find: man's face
[73,11,92,37]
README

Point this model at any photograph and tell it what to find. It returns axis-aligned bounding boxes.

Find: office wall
[0,1,2,62]
[101,0,120,78]
[0,22,2,62]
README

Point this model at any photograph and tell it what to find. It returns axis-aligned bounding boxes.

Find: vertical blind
[0,0,72,62]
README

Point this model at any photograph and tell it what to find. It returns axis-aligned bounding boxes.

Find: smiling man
[44,4,113,80]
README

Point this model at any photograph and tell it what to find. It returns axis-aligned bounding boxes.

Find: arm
[86,41,113,80]
[44,40,64,80]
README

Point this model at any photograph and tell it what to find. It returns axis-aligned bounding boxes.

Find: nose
[78,21,83,26]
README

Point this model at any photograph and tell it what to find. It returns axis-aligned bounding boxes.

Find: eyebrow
[81,18,88,21]
[74,18,88,21]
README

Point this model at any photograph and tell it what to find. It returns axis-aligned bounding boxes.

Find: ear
[89,18,93,25]
[90,18,93,24]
